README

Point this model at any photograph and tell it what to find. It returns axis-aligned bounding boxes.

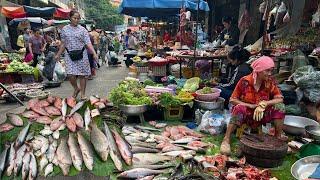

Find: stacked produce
[5,60,34,74]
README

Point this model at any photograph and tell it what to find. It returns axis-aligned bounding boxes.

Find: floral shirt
[231,73,283,104]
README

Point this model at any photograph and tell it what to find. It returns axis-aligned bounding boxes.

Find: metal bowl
[306,125,320,141]
[291,155,320,179]
[119,104,148,116]
[194,97,225,110]
[284,115,319,135]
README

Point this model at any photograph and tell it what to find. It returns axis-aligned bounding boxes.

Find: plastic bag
[182,77,200,92]
[197,111,226,135]
[283,11,290,23]
[53,61,66,81]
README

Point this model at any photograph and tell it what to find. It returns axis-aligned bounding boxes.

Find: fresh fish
[154,135,171,143]
[46,96,56,104]
[103,122,122,171]
[50,116,64,131]
[68,101,85,116]
[112,129,133,166]
[28,152,37,180]
[13,144,27,176]
[27,98,39,110]
[32,135,48,151]
[31,106,49,116]
[15,122,30,148]
[125,136,144,143]
[155,123,167,129]
[91,109,100,118]
[130,142,157,149]
[89,95,100,105]
[38,99,50,107]
[176,144,206,153]
[67,133,83,171]
[39,155,49,173]
[162,145,184,152]
[47,139,57,162]
[72,112,84,129]
[117,168,166,179]
[56,137,72,175]
[21,151,31,180]
[94,102,106,109]
[54,97,63,110]
[66,97,77,108]
[171,137,200,144]
[6,143,16,176]
[6,113,23,126]
[132,153,171,165]
[40,138,49,155]
[130,132,149,139]
[132,146,160,153]
[34,150,42,157]
[0,123,14,133]
[161,150,196,157]
[36,116,52,125]
[44,163,53,177]
[77,132,94,171]
[39,126,53,136]
[61,98,67,118]
[44,106,61,116]
[84,107,91,131]
[135,125,161,132]
[90,123,109,161]
[58,123,66,131]
[0,145,9,177]
[26,132,34,141]
[138,175,155,180]
[122,126,140,135]
[52,130,60,139]
[65,117,76,132]
[133,163,176,170]
[21,111,40,120]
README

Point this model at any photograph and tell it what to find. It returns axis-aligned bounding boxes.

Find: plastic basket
[137,66,149,74]
[164,106,184,121]
[150,65,166,76]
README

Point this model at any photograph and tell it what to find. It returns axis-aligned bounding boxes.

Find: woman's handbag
[65,47,85,61]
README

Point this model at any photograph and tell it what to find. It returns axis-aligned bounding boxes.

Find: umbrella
[8,17,48,27]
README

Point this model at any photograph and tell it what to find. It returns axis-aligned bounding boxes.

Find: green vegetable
[201,87,213,94]
[143,79,156,86]
[159,92,181,108]
[5,59,34,74]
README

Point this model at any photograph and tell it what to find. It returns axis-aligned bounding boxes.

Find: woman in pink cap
[220,56,285,155]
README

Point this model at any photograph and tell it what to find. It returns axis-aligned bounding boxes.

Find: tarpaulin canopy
[23,6,56,17]
[119,0,210,17]
[8,17,48,27]
[54,8,71,19]
[1,6,26,18]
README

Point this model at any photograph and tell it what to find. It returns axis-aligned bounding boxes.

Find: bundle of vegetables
[201,87,214,94]
[8,53,23,62]
[176,91,194,102]
[5,60,34,74]
[109,80,152,106]
[159,92,181,108]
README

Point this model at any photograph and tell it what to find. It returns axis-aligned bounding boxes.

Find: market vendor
[216,47,252,105]
[220,56,285,155]
[217,16,240,47]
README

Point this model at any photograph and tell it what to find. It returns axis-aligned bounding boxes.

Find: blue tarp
[24,6,56,17]
[119,0,210,17]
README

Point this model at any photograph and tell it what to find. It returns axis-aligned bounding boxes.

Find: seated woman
[217,47,252,104]
[220,56,285,155]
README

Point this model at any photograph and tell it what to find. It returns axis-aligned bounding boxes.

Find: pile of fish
[0,113,24,132]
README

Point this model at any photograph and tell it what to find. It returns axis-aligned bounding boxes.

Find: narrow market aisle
[0,64,128,123]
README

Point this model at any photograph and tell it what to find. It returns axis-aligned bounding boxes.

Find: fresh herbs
[159,93,181,108]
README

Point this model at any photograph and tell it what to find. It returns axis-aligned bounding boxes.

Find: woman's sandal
[73,89,80,98]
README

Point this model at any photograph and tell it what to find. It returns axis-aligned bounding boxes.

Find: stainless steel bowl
[119,104,148,116]
[283,115,319,135]
[291,155,320,179]
[306,125,320,141]
[194,97,225,110]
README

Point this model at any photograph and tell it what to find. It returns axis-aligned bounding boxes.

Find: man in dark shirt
[218,16,240,46]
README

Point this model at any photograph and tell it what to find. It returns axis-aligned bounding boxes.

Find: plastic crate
[164,106,184,121]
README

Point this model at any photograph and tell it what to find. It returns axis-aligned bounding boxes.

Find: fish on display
[0,123,14,133]
[130,142,157,149]
[161,145,184,152]
[21,151,31,180]
[47,139,57,162]
[135,125,161,132]
[112,129,132,166]
[84,107,91,131]
[90,123,109,161]
[38,99,50,107]
[132,153,171,166]
[28,152,37,180]
[171,137,200,144]
[133,163,176,170]
[122,126,140,135]
[46,96,56,104]
[27,98,39,110]
[67,133,83,171]
[13,144,27,176]
[72,112,84,129]
[66,97,77,108]
[65,117,76,132]
[176,144,206,153]
[39,126,53,136]
[94,102,106,109]
[44,163,53,177]
[44,106,61,116]
[31,106,49,116]
[52,130,60,140]
[0,145,9,177]
[21,111,40,119]
[89,95,99,105]
[15,122,30,148]
[132,146,160,153]
[77,132,94,171]
[161,150,196,157]
[117,168,166,179]
[35,116,52,125]
[91,109,100,118]
[6,143,16,176]
[54,97,62,110]
[56,137,72,175]
[50,116,64,131]
[6,113,23,126]
[103,122,122,171]
[138,175,155,180]
[39,155,49,173]
[69,101,85,116]
[61,98,67,119]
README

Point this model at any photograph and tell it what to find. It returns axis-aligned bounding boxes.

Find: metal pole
[192,0,200,76]
[0,83,25,106]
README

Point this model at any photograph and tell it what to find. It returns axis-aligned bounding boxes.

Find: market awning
[1,6,26,18]
[53,8,71,19]
[8,17,48,27]
[23,6,56,17]
[119,0,210,17]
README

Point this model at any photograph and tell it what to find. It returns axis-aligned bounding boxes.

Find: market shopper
[28,28,46,67]
[99,30,109,65]
[55,10,98,99]
[220,56,285,155]
[90,26,100,53]
[218,16,240,47]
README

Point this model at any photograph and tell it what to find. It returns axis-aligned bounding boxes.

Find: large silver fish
[56,137,72,176]
[77,132,94,171]
[68,101,85,116]
[47,139,57,163]
[112,129,132,166]
[39,155,48,173]
[132,153,171,166]
[103,122,122,171]
[44,163,53,177]
[90,123,109,161]
[0,144,9,177]
[21,151,31,180]
[61,98,67,119]
[28,152,37,180]
[15,122,31,148]
[13,144,27,176]
[6,143,16,176]
[117,168,166,179]
[6,113,23,126]
[84,107,91,131]
[132,163,176,170]
[132,146,160,153]
[67,133,83,171]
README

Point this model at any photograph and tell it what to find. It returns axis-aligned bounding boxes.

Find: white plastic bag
[197,111,226,135]
[283,11,290,23]
[53,61,66,81]
[275,2,287,25]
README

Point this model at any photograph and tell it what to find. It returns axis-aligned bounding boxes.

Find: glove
[253,101,268,121]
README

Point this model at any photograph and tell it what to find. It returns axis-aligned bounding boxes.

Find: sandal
[73,89,80,98]
[80,96,88,101]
